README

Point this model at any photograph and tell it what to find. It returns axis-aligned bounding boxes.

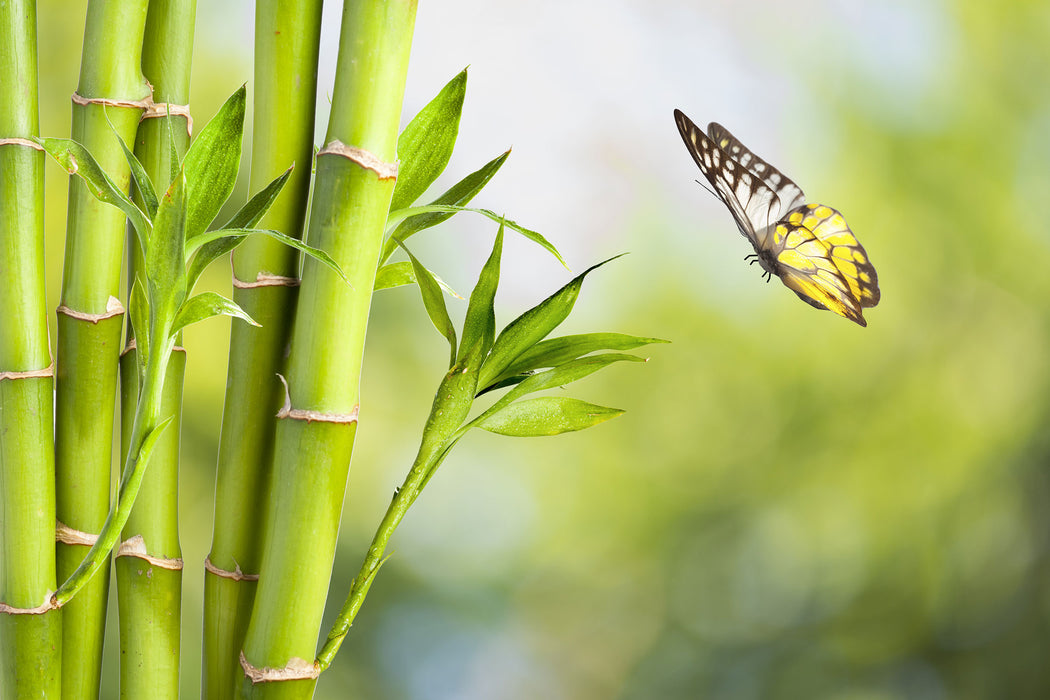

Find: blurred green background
[33,0,1050,697]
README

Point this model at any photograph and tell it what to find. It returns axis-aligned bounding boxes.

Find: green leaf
[387,204,565,268]
[473,397,623,437]
[184,167,295,291]
[478,256,622,390]
[488,333,668,388]
[374,262,416,291]
[185,227,346,285]
[382,150,510,263]
[183,85,246,242]
[166,109,180,186]
[129,276,150,375]
[390,68,467,211]
[146,169,189,309]
[171,291,259,335]
[219,166,293,229]
[374,262,462,298]
[398,240,457,367]
[36,137,152,246]
[115,131,159,219]
[458,225,503,363]
[468,353,643,429]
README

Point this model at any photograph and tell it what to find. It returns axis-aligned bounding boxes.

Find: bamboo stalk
[203,2,322,696]
[0,1,61,696]
[53,1,150,698]
[114,1,195,696]
[238,1,417,696]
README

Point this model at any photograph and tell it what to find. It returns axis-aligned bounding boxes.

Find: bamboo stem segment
[238,1,417,696]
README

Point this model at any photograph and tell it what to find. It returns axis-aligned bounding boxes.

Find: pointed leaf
[382,150,510,263]
[183,85,246,241]
[220,166,293,229]
[473,397,623,437]
[478,256,622,390]
[36,137,152,245]
[374,262,416,291]
[172,291,259,335]
[491,333,668,387]
[390,68,467,211]
[386,204,565,268]
[399,241,456,366]
[115,131,159,218]
[185,227,346,285]
[374,262,462,298]
[458,225,502,363]
[146,170,189,305]
[167,111,180,186]
[129,277,150,375]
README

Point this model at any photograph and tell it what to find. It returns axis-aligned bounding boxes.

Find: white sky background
[199,0,948,320]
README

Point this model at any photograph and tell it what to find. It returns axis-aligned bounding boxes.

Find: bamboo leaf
[219,166,293,229]
[184,167,296,290]
[478,256,622,390]
[115,131,159,218]
[171,291,259,335]
[398,241,457,367]
[488,333,668,388]
[167,112,180,186]
[183,85,246,242]
[468,353,643,430]
[146,169,189,307]
[374,262,462,298]
[382,150,510,263]
[387,204,564,268]
[185,227,346,285]
[35,136,152,246]
[472,397,623,437]
[374,262,415,291]
[129,277,150,374]
[390,68,467,211]
[458,224,503,363]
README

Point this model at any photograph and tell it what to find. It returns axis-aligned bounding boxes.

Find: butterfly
[673,109,880,327]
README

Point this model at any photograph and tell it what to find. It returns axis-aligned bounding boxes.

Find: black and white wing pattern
[673,109,784,245]
[674,109,880,327]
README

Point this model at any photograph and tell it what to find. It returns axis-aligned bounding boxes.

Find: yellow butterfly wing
[772,204,880,326]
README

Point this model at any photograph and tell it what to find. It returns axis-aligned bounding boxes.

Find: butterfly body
[673,109,879,326]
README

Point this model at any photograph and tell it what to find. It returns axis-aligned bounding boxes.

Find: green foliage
[389,67,466,211]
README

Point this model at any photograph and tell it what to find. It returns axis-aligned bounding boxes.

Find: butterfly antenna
[694,178,719,201]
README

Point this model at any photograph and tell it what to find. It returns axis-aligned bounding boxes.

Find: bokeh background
[34,0,1050,697]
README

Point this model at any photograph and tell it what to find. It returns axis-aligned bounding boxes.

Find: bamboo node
[141,101,194,136]
[0,360,54,381]
[0,137,44,151]
[0,593,59,616]
[56,520,99,546]
[317,139,398,180]
[71,92,152,110]
[115,534,184,570]
[240,650,319,684]
[204,556,260,581]
[276,374,360,424]
[232,271,301,289]
[57,295,125,323]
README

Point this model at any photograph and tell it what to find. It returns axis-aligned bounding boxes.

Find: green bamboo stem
[239,1,417,696]
[204,2,322,696]
[115,1,195,697]
[0,1,61,696]
[53,1,150,697]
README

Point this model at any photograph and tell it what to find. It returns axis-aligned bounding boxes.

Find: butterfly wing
[772,204,880,326]
[706,121,806,219]
[674,109,784,247]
